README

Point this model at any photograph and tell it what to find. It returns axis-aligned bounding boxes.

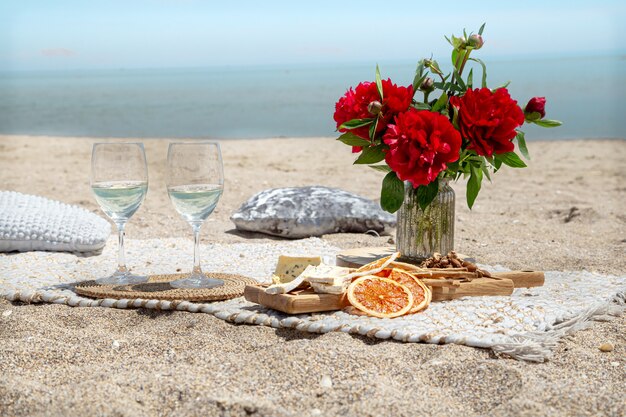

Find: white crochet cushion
[0,191,111,253]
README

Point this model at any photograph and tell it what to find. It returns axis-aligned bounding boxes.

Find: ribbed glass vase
[396,179,455,262]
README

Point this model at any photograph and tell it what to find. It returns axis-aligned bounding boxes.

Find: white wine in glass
[91,143,149,285]
[166,142,225,289]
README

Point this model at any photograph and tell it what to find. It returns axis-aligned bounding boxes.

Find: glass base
[170,274,224,289]
[95,270,148,285]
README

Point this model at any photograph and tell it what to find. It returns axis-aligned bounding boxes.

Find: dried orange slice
[373,268,393,278]
[386,268,431,313]
[346,275,413,318]
[353,252,400,276]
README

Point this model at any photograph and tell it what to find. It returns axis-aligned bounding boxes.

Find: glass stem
[192,223,202,276]
[116,222,128,273]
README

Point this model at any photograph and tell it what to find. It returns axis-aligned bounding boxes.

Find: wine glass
[166,142,224,289]
[91,142,149,285]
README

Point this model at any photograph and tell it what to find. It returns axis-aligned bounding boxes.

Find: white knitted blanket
[1,237,624,362]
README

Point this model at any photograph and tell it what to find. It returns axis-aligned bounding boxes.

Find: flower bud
[419,77,435,93]
[452,35,467,50]
[367,100,382,116]
[524,97,546,121]
[468,34,484,50]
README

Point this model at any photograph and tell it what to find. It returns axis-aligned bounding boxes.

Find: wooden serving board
[335,247,544,288]
[244,285,347,315]
[244,275,520,314]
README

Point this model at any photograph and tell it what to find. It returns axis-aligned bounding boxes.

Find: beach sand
[0,136,624,416]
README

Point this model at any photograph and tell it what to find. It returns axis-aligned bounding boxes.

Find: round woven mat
[75,273,257,302]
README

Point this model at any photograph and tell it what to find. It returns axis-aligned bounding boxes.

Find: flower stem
[458,51,472,78]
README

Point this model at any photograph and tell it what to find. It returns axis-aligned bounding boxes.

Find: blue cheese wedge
[271,255,322,285]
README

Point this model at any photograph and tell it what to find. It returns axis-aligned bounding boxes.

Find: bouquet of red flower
[333,24,561,213]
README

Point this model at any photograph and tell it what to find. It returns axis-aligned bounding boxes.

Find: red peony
[334,79,413,152]
[383,109,461,188]
[524,96,546,120]
[450,87,524,157]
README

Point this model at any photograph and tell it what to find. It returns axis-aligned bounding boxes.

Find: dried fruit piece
[386,268,431,313]
[355,252,400,274]
[347,275,413,318]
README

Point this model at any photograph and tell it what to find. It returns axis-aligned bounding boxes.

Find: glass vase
[396,179,455,263]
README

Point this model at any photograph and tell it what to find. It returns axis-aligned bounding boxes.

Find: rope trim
[2,285,624,362]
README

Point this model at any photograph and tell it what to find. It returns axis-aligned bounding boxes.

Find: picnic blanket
[1,237,624,362]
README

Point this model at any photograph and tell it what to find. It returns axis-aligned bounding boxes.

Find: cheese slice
[309,281,350,295]
[265,272,308,294]
[272,255,322,284]
[300,264,353,285]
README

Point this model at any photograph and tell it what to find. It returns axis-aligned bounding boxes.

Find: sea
[0,55,624,140]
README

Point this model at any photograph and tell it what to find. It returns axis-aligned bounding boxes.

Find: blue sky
[1,0,624,71]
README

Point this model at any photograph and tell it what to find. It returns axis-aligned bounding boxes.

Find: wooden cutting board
[244,285,347,315]
[244,273,526,314]
[335,247,544,288]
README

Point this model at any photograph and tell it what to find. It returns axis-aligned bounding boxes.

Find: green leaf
[466,164,483,209]
[451,104,460,130]
[336,132,371,147]
[432,91,448,113]
[380,171,405,213]
[446,160,459,174]
[369,164,392,173]
[452,49,466,71]
[375,64,384,101]
[468,57,487,88]
[498,152,527,168]
[515,131,530,159]
[430,60,442,73]
[412,74,427,96]
[524,111,543,122]
[369,117,379,141]
[533,119,563,128]
[412,102,431,111]
[478,23,486,35]
[492,80,511,91]
[354,145,386,165]
[480,160,492,182]
[339,118,373,130]
[493,157,503,172]
[416,178,439,211]
[466,68,473,90]
[452,67,466,91]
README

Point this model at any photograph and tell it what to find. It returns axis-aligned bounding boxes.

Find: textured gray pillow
[231,186,395,238]
[0,191,111,253]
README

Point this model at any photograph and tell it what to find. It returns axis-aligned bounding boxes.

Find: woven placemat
[75,273,257,302]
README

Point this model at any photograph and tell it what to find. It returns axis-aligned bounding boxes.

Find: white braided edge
[2,286,624,362]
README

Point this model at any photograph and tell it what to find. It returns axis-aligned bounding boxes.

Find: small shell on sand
[320,375,333,389]
[599,342,614,352]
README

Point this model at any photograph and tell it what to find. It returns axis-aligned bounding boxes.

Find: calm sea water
[0,56,624,140]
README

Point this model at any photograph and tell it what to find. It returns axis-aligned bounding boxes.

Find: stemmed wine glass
[91,143,149,285]
[166,142,224,289]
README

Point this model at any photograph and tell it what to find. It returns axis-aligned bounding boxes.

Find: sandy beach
[0,135,624,416]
